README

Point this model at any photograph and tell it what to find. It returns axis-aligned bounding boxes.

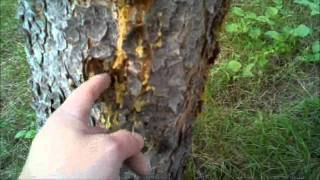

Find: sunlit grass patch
[189,96,320,179]
[188,0,320,179]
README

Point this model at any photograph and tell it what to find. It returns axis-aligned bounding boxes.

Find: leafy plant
[225,23,239,33]
[249,28,262,39]
[223,1,317,82]
[265,30,283,41]
[312,40,320,53]
[265,6,279,17]
[294,0,320,16]
[299,40,320,62]
[291,24,313,38]
[231,7,245,16]
[310,40,320,62]
[227,60,242,73]
[15,129,37,139]
[242,63,255,77]
[14,122,37,140]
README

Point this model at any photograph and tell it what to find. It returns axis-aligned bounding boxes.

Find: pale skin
[20,73,150,179]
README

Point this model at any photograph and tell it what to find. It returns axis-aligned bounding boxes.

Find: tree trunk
[18,0,228,179]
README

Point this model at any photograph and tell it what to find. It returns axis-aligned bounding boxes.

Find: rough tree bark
[18,0,228,179]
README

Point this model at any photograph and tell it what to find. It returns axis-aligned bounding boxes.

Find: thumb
[109,130,144,160]
[108,130,150,176]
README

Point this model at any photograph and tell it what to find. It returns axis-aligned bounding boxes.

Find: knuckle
[83,85,97,102]
[106,135,123,152]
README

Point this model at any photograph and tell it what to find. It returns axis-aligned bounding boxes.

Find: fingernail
[99,73,111,88]
[104,74,111,88]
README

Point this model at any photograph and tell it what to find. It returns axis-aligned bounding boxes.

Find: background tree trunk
[18,0,228,179]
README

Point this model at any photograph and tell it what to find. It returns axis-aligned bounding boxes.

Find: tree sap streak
[95,0,156,131]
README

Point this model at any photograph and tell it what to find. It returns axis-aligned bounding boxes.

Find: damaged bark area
[19,0,228,179]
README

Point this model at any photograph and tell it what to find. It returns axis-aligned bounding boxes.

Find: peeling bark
[19,0,228,179]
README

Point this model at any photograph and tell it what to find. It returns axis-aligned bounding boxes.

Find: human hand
[20,74,150,179]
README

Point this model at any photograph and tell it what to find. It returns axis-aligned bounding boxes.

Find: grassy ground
[187,0,320,179]
[0,0,319,179]
[0,0,36,179]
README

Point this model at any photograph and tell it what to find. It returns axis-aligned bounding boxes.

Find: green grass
[0,0,319,179]
[187,0,320,179]
[0,0,36,179]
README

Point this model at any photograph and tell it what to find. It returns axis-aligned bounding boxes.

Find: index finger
[58,73,110,122]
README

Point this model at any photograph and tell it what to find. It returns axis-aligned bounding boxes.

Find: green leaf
[15,130,27,139]
[294,0,310,6]
[258,57,269,68]
[282,26,294,37]
[292,24,312,37]
[312,40,320,53]
[300,53,320,62]
[294,0,320,16]
[25,130,36,139]
[265,31,282,41]
[227,60,242,73]
[242,63,255,77]
[232,7,245,16]
[249,28,262,39]
[265,7,279,17]
[225,23,239,33]
[310,4,320,15]
[272,0,283,5]
[238,23,250,33]
[314,53,320,62]
[245,12,258,19]
[256,16,274,25]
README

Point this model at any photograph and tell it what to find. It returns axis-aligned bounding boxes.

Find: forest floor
[1,0,319,179]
